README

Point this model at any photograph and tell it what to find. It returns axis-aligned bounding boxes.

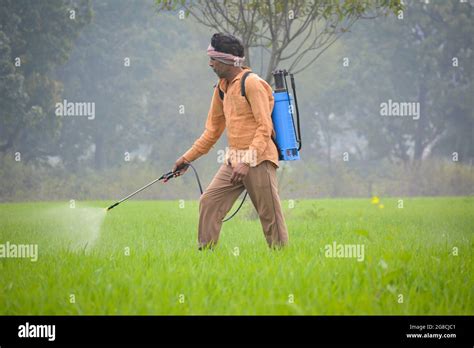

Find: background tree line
[0,0,472,201]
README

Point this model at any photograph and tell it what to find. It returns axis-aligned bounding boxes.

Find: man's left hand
[230,162,250,185]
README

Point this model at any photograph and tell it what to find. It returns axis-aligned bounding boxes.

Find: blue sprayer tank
[271,69,301,161]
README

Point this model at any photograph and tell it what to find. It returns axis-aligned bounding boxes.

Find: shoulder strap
[213,82,224,100]
[240,72,280,156]
[215,71,253,101]
[240,71,253,102]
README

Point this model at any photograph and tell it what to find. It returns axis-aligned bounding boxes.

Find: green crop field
[0,197,472,315]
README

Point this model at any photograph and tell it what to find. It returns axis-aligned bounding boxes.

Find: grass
[0,197,472,315]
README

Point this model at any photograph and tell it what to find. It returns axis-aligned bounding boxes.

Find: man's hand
[163,156,189,183]
[230,162,250,185]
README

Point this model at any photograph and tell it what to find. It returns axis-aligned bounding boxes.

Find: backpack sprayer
[106,69,301,220]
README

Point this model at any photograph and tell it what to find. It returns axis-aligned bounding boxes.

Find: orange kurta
[182,67,279,168]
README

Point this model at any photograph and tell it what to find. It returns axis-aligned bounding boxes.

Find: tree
[56,0,165,170]
[344,0,473,164]
[156,0,402,82]
[0,0,92,161]
[55,0,225,172]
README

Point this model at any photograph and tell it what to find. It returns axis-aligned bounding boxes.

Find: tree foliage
[0,0,92,161]
[156,0,403,81]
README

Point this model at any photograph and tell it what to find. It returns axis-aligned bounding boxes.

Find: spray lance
[105,163,199,211]
[106,162,245,222]
[106,68,302,220]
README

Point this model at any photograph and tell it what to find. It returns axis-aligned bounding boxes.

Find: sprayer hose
[187,163,248,223]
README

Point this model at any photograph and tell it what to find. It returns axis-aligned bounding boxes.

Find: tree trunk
[327,131,332,171]
[265,46,277,84]
[244,45,251,69]
[94,136,105,170]
[413,80,427,162]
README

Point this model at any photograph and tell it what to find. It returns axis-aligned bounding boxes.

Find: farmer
[171,33,289,250]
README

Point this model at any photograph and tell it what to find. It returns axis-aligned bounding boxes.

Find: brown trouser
[198,160,289,249]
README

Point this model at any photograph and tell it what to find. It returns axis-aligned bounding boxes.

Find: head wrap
[207,44,245,66]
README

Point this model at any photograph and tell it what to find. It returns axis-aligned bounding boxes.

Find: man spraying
[171,33,289,250]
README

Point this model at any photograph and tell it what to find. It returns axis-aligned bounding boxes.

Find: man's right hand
[163,157,190,183]
[172,156,190,175]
